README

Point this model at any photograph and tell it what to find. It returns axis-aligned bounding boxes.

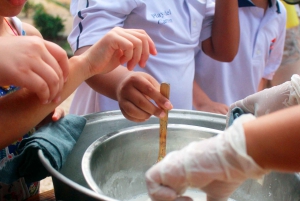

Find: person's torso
[194,0,286,106]
[69,0,215,114]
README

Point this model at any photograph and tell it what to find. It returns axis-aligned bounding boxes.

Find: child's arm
[202,0,240,62]
[73,44,173,122]
[193,81,228,114]
[257,78,268,91]
[245,105,300,172]
[0,27,160,149]
[86,69,172,122]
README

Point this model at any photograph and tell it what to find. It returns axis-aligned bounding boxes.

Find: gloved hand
[145,114,269,201]
[226,74,300,127]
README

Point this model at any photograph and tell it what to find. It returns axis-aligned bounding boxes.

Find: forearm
[75,45,134,100]
[245,105,300,172]
[203,0,239,61]
[0,56,86,149]
[86,66,133,100]
[192,81,212,109]
[257,78,268,91]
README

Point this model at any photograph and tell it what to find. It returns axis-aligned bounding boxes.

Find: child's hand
[115,72,173,122]
[0,36,69,104]
[51,107,65,121]
[194,99,229,115]
[81,27,157,77]
[36,107,65,129]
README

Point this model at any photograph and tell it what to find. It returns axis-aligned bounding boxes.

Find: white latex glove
[226,74,300,126]
[145,114,269,201]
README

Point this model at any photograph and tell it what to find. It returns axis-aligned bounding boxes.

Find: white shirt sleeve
[263,5,287,80]
[68,0,139,52]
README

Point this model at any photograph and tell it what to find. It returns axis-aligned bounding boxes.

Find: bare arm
[245,105,300,172]
[202,0,240,62]
[0,56,85,149]
[76,47,174,122]
[0,27,159,149]
[257,78,268,91]
[74,46,129,100]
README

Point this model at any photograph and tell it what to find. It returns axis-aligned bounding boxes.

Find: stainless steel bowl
[81,125,300,201]
[37,110,300,201]
[82,124,222,199]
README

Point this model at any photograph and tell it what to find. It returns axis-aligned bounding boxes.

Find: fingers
[219,105,229,115]
[146,151,188,201]
[0,36,69,104]
[52,107,65,121]
[110,27,156,70]
[122,29,156,69]
[145,165,178,201]
[117,73,173,122]
[43,40,69,102]
[82,27,156,79]
[44,40,69,82]
[19,37,69,104]
[203,181,239,201]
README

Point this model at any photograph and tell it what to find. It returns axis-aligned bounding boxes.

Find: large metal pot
[81,123,300,201]
[38,110,300,201]
[82,124,222,199]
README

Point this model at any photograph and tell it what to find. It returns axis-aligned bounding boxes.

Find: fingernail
[52,114,58,121]
[164,102,173,109]
[159,111,166,118]
[42,100,49,104]
[53,96,61,103]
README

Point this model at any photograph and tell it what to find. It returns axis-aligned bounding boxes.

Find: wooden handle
[157,83,170,162]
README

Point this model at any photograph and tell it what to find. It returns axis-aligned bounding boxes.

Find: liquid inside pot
[128,189,238,201]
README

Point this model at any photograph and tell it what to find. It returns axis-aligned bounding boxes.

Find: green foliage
[22,1,36,17]
[32,4,65,40]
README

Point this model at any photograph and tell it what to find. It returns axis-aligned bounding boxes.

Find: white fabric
[194,0,286,106]
[68,0,215,115]
[11,17,23,35]
[145,114,268,201]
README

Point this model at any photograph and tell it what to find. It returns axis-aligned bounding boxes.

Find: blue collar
[238,0,281,13]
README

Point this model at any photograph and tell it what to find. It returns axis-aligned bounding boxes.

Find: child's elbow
[219,52,237,62]
[208,51,237,62]
[202,45,238,62]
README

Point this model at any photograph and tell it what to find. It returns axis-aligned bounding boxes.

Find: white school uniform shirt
[194,0,286,106]
[68,0,215,115]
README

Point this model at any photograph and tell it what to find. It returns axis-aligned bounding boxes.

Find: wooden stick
[157,82,170,162]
